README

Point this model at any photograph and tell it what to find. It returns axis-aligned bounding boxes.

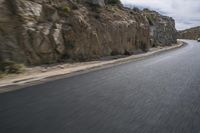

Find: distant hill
[179,26,200,39]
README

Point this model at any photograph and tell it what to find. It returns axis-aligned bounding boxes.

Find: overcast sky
[121,0,200,30]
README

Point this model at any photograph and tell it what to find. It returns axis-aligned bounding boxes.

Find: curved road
[0,40,200,133]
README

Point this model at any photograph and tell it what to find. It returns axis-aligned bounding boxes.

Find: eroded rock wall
[143,9,177,46]
[0,0,176,65]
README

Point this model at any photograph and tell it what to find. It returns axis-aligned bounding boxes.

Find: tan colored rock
[143,9,177,46]
[0,0,26,62]
[51,24,65,54]
[0,0,177,65]
[16,0,42,24]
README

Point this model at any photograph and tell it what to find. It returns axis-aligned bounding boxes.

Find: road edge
[0,40,185,93]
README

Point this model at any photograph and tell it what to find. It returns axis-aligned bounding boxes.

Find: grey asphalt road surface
[0,40,200,133]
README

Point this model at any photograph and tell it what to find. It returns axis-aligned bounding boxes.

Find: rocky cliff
[179,26,200,40]
[143,9,177,47]
[0,0,177,65]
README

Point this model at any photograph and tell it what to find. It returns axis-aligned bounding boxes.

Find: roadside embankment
[0,41,184,93]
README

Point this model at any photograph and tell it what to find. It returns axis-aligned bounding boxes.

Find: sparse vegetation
[89,4,101,13]
[143,8,151,12]
[124,50,131,55]
[76,0,80,4]
[147,16,154,26]
[93,7,101,13]
[0,61,24,76]
[94,14,101,19]
[61,5,71,13]
[0,71,5,78]
[107,0,120,5]
[111,51,121,56]
[139,42,148,52]
[146,14,156,26]
[132,7,140,12]
[65,40,75,49]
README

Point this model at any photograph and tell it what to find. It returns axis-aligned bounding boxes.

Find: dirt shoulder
[0,41,184,93]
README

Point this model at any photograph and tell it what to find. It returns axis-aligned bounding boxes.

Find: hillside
[0,0,177,66]
[179,26,200,40]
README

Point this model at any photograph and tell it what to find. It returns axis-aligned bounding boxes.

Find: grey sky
[121,0,200,30]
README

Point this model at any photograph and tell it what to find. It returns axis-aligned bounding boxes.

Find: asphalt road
[1,40,200,133]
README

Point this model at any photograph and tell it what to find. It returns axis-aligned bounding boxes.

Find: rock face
[0,0,177,65]
[179,26,200,40]
[143,9,177,46]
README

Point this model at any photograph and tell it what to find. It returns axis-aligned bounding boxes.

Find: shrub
[89,4,101,13]
[94,14,101,19]
[107,0,120,5]
[143,8,150,12]
[124,50,131,55]
[76,0,80,3]
[0,71,4,78]
[93,7,101,13]
[147,16,154,26]
[0,61,24,74]
[110,51,120,56]
[139,42,149,52]
[61,5,71,13]
[65,40,75,49]
[132,7,140,12]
